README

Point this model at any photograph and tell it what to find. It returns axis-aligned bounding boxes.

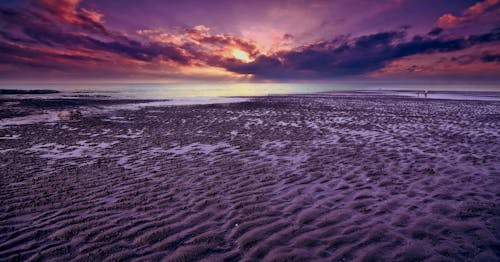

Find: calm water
[1,82,499,100]
[1,83,360,99]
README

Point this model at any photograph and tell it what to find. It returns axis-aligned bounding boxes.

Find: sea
[1,82,499,101]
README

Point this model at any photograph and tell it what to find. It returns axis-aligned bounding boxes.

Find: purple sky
[0,0,499,82]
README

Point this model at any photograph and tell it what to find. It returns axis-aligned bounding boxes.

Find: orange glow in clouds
[231,49,253,62]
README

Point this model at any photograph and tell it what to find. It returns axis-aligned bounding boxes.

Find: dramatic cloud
[0,11,189,64]
[437,0,500,28]
[428,28,443,36]
[482,53,500,62]
[219,29,500,79]
[372,42,500,81]
[32,0,108,34]
[0,0,499,81]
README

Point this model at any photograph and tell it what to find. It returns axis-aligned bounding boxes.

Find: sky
[0,0,499,83]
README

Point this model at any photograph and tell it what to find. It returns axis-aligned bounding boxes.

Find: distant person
[424,90,428,98]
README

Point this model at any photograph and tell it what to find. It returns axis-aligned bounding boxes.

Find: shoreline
[1,89,499,126]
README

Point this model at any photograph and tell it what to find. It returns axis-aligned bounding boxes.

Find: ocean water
[1,82,499,101]
[0,82,360,99]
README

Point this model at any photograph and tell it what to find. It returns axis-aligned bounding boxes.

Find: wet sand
[0,94,499,261]
[0,98,158,119]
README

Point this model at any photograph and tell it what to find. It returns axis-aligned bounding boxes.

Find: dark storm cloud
[481,53,500,62]
[0,40,106,74]
[221,28,500,79]
[469,27,500,44]
[428,27,443,36]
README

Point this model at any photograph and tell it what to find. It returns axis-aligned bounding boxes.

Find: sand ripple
[1,95,499,261]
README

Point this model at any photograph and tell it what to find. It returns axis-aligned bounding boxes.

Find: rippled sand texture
[1,95,499,261]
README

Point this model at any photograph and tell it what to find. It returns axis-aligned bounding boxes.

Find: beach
[1,93,499,261]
